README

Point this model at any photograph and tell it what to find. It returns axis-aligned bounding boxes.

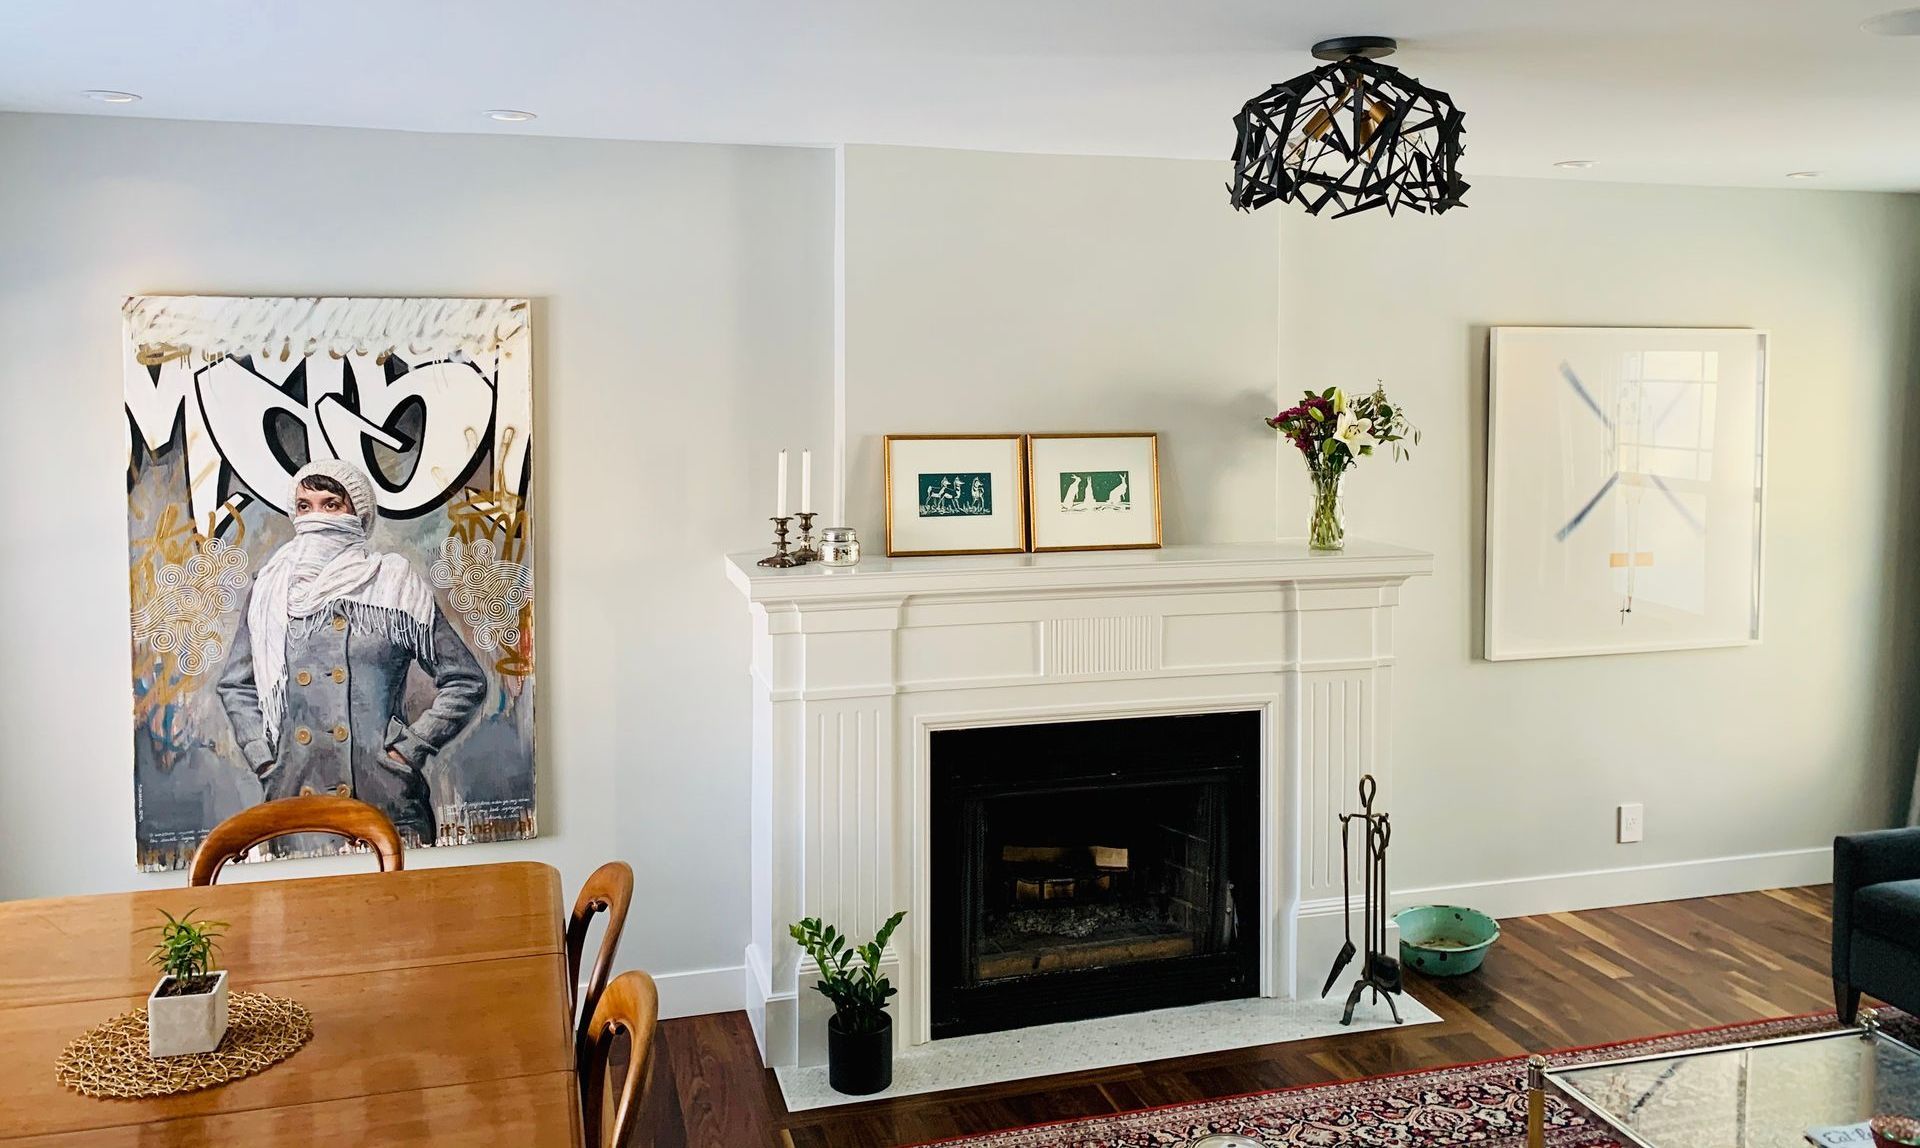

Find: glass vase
[1308,466,1345,552]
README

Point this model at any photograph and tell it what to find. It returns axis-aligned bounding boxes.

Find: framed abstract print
[883,434,1030,557]
[1486,326,1768,661]
[1026,432,1163,552]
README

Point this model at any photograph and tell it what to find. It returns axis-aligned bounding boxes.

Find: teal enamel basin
[1393,905,1500,976]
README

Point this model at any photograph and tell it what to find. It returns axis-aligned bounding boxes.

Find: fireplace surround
[727,540,1431,1068]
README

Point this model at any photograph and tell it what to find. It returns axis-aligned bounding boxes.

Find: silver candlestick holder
[757,516,802,568]
[791,512,819,563]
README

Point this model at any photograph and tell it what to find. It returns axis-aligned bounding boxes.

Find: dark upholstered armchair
[1834,828,1920,1023]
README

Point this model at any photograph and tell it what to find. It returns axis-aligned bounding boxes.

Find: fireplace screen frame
[929,710,1262,1040]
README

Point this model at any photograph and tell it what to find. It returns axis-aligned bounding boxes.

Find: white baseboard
[1390,846,1831,921]
[625,849,1829,1025]
[648,963,747,1020]
[1291,845,1829,994]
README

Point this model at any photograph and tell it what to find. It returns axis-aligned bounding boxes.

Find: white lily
[1333,411,1375,455]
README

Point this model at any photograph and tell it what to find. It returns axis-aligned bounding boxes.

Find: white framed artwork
[1485,326,1767,661]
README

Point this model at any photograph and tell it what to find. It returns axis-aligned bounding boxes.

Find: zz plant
[789,910,906,1035]
[144,908,227,995]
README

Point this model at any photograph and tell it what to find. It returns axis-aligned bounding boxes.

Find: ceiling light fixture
[1862,8,1920,35]
[1554,160,1598,170]
[485,109,537,123]
[1230,36,1468,218]
[83,90,141,104]
[1785,171,1822,179]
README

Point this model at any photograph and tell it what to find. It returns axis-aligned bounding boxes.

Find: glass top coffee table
[1525,1012,1920,1148]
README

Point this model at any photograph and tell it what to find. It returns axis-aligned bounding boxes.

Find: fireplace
[930,711,1261,1038]
[728,541,1431,1067]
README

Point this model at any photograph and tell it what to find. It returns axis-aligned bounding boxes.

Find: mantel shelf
[725,539,1434,604]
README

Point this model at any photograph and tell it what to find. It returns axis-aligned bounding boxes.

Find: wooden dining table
[0,861,583,1146]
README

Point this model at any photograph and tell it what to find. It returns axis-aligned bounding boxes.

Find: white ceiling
[5,1,1920,190]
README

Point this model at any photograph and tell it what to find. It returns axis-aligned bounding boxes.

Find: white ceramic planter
[147,970,229,1057]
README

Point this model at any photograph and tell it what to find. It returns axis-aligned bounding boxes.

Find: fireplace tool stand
[1324,773,1402,1025]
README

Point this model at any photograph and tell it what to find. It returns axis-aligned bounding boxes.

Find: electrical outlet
[1617,803,1645,844]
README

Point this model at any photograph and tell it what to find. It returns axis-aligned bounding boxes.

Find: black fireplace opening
[931,710,1261,1039]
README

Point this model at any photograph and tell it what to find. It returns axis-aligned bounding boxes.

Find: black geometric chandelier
[1229,36,1468,218]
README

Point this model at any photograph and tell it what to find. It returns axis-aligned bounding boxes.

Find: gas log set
[983,843,1204,980]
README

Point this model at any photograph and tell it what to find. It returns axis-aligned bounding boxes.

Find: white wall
[1279,177,1920,911]
[837,148,1920,911]
[5,111,1918,1019]
[0,113,834,1015]
[839,145,1281,545]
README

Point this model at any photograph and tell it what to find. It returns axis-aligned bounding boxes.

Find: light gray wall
[1279,177,1920,890]
[5,111,1918,1011]
[836,146,1920,905]
[839,144,1281,545]
[0,113,834,1001]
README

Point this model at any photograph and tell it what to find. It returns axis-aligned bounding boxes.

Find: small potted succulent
[790,910,906,1095]
[143,908,230,1057]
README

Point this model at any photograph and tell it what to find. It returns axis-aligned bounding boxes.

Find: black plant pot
[827,1013,893,1095]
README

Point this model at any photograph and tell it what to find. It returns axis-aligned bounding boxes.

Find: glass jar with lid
[816,527,861,567]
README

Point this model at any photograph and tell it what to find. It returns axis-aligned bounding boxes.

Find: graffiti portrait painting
[125,296,537,870]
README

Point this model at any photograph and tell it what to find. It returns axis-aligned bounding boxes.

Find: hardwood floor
[642,885,1839,1148]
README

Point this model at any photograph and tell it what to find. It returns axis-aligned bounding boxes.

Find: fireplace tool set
[1322,773,1403,1025]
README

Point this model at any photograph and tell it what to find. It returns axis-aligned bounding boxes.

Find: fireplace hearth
[931,711,1261,1039]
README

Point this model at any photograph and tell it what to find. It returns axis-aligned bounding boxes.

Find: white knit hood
[246,462,437,745]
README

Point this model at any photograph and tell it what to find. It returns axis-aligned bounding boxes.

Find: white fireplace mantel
[726,540,1433,1068]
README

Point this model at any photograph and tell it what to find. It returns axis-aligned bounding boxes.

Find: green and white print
[1058,470,1131,511]
[919,472,993,517]
[1027,434,1159,552]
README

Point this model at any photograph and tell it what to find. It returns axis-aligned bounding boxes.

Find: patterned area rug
[912,1010,1919,1147]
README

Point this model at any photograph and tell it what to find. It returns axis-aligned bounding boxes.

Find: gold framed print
[883,434,1030,557]
[1026,432,1163,552]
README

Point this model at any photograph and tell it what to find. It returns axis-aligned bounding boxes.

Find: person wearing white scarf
[217,461,485,846]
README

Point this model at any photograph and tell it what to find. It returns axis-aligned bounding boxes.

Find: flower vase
[1308,467,1345,551]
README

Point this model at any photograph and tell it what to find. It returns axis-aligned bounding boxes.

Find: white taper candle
[801,449,812,514]
[776,449,788,519]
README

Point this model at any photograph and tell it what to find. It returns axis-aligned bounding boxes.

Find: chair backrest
[189,795,406,886]
[566,862,635,1047]
[581,970,659,1148]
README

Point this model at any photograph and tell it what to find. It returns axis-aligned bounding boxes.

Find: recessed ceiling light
[1553,159,1597,169]
[83,90,141,104]
[1785,170,1822,179]
[1863,8,1920,35]
[485,109,537,123]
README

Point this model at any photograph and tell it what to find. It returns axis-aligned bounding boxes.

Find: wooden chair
[188,795,406,886]
[581,970,659,1148]
[566,861,635,1048]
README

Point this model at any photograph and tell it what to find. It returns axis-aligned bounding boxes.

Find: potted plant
[790,910,906,1095]
[143,908,229,1057]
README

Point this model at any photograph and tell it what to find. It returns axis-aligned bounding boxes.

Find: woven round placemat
[55,991,313,1099]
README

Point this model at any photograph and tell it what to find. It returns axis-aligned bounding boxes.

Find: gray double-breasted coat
[217,594,486,844]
